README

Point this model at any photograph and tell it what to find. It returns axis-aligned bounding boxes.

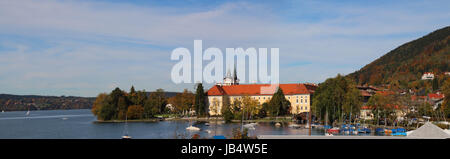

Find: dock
[257,135,448,139]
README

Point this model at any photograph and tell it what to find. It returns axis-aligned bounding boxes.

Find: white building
[421,72,434,80]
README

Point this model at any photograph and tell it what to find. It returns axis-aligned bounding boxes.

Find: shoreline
[93,116,295,123]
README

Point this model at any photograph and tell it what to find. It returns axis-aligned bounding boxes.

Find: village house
[421,72,435,80]
[360,105,408,121]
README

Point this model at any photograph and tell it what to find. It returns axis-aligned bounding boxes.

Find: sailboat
[122,115,132,139]
[186,109,200,131]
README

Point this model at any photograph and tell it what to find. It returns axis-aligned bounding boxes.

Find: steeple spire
[232,62,239,85]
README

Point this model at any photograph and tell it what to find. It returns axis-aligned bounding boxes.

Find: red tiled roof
[411,95,427,101]
[428,93,444,99]
[207,83,311,96]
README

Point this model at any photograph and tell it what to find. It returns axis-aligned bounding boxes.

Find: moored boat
[375,128,385,134]
[327,127,340,134]
[186,125,201,131]
[288,123,301,129]
[275,122,281,127]
[391,128,406,136]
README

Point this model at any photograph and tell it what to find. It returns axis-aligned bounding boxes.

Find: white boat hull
[186,126,201,131]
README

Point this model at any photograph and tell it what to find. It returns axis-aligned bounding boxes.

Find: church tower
[218,64,239,86]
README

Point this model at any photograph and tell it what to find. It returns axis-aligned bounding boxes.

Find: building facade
[206,83,315,115]
[421,72,435,80]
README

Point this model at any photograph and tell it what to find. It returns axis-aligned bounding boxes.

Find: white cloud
[0,0,448,96]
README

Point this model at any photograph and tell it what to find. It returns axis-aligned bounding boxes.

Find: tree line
[91,84,209,121]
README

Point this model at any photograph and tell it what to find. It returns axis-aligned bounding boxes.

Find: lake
[0,109,331,139]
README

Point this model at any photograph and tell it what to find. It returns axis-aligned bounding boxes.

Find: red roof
[207,83,311,96]
[428,93,444,99]
[411,95,427,101]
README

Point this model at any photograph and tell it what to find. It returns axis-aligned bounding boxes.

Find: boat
[327,127,340,134]
[275,122,281,127]
[288,123,301,129]
[1,110,4,113]
[26,110,30,116]
[323,125,332,130]
[391,128,406,136]
[121,115,132,139]
[186,125,201,131]
[243,123,256,130]
[62,117,68,120]
[358,127,371,133]
[304,123,310,129]
[384,129,392,134]
[212,135,226,139]
[375,128,385,134]
[206,130,212,133]
[205,122,210,126]
[325,132,334,136]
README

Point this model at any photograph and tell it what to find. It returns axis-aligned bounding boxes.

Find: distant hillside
[0,94,95,111]
[145,92,180,98]
[348,26,450,86]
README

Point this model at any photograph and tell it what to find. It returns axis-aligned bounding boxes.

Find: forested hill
[0,91,180,111]
[0,94,95,111]
[348,26,450,86]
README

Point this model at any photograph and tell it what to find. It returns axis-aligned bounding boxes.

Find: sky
[0,0,449,97]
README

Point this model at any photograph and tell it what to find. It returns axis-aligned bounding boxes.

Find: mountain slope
[348,26,450,86]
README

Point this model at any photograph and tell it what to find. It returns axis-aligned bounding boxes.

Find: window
[301,107,303,110]
[301,99,303,103]
[296,99,298,104]
[263,97,266,99]
[305,99,308,103]
[288,97,290,99]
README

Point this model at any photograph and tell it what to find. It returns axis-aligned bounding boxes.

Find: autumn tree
[127,105,144,119]
[168,89,194,115]
[241,95,261,120]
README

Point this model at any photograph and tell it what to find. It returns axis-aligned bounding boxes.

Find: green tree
[222,96,233,123]
[148,89,167,114]
[267,88,291,116]
[443,78,450,118]
[312,74,362,125]
[432,77,439,91]
[194,83,207,117]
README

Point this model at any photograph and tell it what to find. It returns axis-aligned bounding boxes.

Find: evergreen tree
[268,87,291,116]
[194,83,206,117]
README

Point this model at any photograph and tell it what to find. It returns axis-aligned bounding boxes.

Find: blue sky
[0,0,449,97]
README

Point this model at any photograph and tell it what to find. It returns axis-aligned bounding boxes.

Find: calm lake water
[0,109,366,139]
